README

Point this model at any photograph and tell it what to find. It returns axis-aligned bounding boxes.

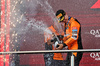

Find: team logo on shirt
[72,27,78,40]
[72,27,78,34]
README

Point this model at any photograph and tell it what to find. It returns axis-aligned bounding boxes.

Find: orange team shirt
[63,17,82,56]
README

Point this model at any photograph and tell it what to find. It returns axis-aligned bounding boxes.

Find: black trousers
[44,43,66,66]
[44,43,53,66]
[66,52,83,66]
[44,53,66,66]
[44,43,83,66]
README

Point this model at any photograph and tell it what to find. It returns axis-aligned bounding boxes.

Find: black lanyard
[64,16,71,34]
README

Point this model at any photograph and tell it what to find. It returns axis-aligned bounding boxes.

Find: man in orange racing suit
[55,9,83,66]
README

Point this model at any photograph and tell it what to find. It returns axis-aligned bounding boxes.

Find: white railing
[0,49,100,66]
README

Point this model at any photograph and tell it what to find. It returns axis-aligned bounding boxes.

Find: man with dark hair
[55,9,83,66]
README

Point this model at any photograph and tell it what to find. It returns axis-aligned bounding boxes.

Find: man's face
[60,16,68,24]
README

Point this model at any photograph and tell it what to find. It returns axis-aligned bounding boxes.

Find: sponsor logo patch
[72,27,78,40]
[72,27,77,34]
[57,13,62,18]
[72,27,77,30]
[72,35,77,40]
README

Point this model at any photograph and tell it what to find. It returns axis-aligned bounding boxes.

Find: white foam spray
[9,0,64,65]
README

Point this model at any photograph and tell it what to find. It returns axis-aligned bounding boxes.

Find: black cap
[56,9,66,22]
